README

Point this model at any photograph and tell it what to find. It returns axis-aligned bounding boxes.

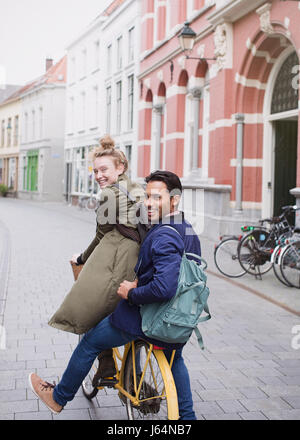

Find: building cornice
[138,23,213,80]
[0,96,21,108]
[20,83,65,100]
[66,0,137,50]
[207,0,270,27]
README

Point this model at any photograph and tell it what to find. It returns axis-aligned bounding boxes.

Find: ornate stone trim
[256,3,274,35]
[214,23,227,69]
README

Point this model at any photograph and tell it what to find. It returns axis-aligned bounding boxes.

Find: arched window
[271,51,299,114]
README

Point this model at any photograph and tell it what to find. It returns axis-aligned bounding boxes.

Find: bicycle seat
[259,218,273,224]
[294,227,300,234]
[271,217,281,224]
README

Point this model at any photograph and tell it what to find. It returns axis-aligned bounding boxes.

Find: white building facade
[18,57,67,202]
[64,0,141,203]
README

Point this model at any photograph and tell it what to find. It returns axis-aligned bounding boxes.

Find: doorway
[273,120,298,219]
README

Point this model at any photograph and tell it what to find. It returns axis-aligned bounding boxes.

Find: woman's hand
[117,279,138,300]
[70,253,81,264]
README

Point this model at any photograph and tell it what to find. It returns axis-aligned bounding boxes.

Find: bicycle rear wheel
[237,229,273,276]
[214,237,246,278]
[280,241,300,289]
[123,340,179,420]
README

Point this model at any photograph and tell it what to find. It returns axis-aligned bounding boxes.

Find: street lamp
[178,21,216,61]
[178,21,197,52]
[170,22,216,82]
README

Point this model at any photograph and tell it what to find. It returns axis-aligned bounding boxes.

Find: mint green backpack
[140,226,211,350]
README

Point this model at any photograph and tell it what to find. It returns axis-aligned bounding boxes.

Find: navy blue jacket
[109,212,201,349]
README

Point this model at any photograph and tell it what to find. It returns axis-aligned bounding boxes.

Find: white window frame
[128,27,135,63]
[107,44,112,77]
[106,85,112,134]
[116,80,122,134]
[117,36,123,71]
[94,40,100,71]
[128,74,134,130]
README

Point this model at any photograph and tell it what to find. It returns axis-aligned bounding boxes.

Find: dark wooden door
[273,120,298,220]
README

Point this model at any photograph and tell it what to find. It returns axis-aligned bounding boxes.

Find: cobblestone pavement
[0,198,300,421]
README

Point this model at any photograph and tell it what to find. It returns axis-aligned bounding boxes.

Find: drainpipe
[235,113,245,212]
[153,104,163,170]
[191,87,202,174]
[191,87,202,176]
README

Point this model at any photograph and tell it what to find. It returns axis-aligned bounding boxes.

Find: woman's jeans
[53,316,196,420]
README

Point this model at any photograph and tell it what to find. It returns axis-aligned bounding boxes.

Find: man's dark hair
[145,170,182,195]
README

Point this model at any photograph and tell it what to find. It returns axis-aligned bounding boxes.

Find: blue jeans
[53,316,196,420]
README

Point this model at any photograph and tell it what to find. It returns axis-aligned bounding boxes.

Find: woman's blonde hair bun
[99,135,115,151]
[92,134,128,173]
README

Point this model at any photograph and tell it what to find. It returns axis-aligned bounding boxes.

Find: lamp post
[178,22,216,62]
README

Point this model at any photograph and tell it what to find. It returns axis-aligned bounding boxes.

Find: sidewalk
[199,235,300,316]
[0,198,300,421]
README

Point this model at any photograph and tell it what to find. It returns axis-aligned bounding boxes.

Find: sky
[0,0,112,86]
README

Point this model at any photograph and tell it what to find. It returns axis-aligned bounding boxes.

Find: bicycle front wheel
[123,340,179,420]
[280,241,300,288]
[237,229,273,276]
[214,237,246,278]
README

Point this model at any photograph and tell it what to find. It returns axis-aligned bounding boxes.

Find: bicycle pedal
[97,377,118,388]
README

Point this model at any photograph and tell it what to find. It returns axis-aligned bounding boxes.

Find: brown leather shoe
[28,373,63,415]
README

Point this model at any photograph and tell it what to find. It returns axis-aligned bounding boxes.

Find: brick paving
[0,197,300,420]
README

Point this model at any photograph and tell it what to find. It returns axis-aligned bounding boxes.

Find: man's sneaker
[28,373,63,415]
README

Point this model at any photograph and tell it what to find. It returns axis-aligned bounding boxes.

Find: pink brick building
[137,0,300,237]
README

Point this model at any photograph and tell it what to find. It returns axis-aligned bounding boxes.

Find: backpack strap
[194,327,205,350]
[112,183,135,203]
[162,224,182,236]
[162,226,205,268]
[185,253,207,269]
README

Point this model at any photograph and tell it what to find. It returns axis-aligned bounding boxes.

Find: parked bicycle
[214,205,300,285]
[236,205,298,278]
[277,234,300,288]
[214,235,246,278]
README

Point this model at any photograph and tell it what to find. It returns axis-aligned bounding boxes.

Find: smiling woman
[48,135,145,335]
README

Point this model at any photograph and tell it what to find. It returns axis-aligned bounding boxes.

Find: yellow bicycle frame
[97,341,179,420]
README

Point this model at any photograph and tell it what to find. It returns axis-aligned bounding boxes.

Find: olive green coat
[48,174,144,335]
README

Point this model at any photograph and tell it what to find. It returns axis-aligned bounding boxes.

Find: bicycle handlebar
[281,205,300,212]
